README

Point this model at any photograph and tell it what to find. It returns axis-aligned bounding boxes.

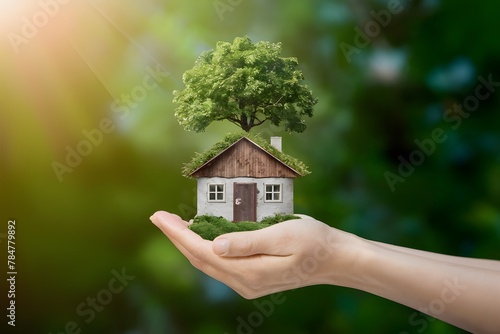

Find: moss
[189,214,300,240]
[182,132,310,178]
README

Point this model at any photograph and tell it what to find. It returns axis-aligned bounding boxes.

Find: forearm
[369,240,500,272]
[338,235,500,333]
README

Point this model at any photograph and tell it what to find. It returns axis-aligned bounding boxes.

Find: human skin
[149,211,500,333]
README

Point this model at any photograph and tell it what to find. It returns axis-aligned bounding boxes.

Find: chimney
[270,137,282,152]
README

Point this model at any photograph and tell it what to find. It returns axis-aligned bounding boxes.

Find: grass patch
[189,214,300,240]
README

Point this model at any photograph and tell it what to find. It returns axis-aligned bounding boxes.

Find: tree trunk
[241,123,251,132]
[240,115,251,132]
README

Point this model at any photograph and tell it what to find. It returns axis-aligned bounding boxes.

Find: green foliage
[181,131,310,177]
[173,36,317,133]
[189,214,300,240]
[261,213,301,224]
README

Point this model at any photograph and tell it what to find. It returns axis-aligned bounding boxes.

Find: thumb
[212,227,291,257]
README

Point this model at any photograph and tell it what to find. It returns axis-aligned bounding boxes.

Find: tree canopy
[173,36,317,133]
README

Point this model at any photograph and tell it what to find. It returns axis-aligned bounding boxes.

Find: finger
[212,222,296,257]
[150,211,213,264]
[150,211,190,240]
[294,214,315,220]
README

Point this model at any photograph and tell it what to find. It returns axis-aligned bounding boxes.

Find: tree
[173,36,318,133]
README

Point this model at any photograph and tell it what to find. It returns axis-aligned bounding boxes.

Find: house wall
[196,177,294,221]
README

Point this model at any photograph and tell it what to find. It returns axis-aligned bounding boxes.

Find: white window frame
[208,183,225,202]
[264,183,282,202]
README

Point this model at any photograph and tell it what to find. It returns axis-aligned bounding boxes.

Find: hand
[150,211,500,332]
[149,211,360,299]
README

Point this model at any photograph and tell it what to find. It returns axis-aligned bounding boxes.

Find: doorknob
[235,198,242,205]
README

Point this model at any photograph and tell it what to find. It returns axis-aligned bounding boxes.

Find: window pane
[266,193,273,201]
[273,193,280,201]
[266,185,273,192]
[208,184,224,201]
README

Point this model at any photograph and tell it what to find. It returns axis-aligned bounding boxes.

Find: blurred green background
[1,0,499,333]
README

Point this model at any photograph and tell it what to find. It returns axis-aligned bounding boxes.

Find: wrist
[321,228,375,289]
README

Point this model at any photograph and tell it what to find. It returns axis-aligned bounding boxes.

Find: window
[265,184,282,202]
[208,184,225,202]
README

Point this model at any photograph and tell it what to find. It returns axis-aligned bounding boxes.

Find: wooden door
[233,183,257,222]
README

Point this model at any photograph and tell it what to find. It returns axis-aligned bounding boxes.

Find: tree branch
[227,116,240,124]
[274,95,285,106]
[227,118,240,126]
[253,117,268,126]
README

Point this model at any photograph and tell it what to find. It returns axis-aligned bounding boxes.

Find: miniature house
[189,136,305,222]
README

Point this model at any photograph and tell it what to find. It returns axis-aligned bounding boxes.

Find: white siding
[197,177,294,221]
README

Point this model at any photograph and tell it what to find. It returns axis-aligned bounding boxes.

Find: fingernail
[213,238,229,255]
[149,213,159,227]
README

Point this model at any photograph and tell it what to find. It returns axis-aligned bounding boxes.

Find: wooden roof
[189,137,301,178]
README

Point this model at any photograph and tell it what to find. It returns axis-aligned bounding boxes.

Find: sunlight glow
[0,1,26,25]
